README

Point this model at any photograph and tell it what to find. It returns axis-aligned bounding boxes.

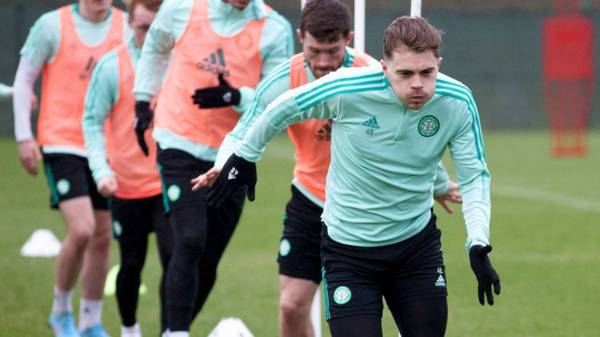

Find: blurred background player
[12,1,127,336]
[192,1,461,336]
[132,0,293,336]
[82,1,169,337]
[208,15,500,337]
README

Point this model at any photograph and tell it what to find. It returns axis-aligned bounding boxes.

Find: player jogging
[209,16,501,337]
[192,2,461,337]
[132,0,293,335]
[82,1,170,336]
[13,1,127,336]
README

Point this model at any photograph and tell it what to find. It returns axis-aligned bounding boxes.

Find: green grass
[1,131,599,337]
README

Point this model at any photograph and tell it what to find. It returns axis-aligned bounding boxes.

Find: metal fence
[0,1,598,137]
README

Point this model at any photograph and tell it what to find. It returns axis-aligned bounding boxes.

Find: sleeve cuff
[233,86,254,114]
[15,133,34,143]
[134,92,154,102]
[465,237,490,252]
[92,167,115,184]
[233,145,261,163]
[433,180,450,196]
[215,134,239,169]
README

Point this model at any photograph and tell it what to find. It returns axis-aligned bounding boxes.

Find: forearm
[234,113,280,162]
[215,133,238,169]
[235,68,339,161]
[219,90,269,167]
[13,58,41,142]
[233,86,254,114]
[83,59,117,182]
[235,95,301,161]
[134,55,169,101]
[461,173,491,250]
[82,112,114,183]
[133,30,173,101]
[217,114,254,168]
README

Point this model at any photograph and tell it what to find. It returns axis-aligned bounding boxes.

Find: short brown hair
[300,0,351,42]
[127,0,161,22]
[383,16,442,59]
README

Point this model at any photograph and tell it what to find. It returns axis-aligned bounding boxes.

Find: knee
[120,256,145,276]
[280,294,311,321]
[89,228,111,253]
[178,235,205,256]
[117,263,143,283]
[68,222,94,248]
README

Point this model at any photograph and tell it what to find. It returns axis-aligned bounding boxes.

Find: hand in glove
[134,101,153,156]
[191,73,241,108]
[208,154,256,208]
[469,245,501,305]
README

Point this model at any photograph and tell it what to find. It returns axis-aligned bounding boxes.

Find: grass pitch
[1,131,599,337]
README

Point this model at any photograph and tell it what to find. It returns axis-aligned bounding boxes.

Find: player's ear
[296,29,304,44]
[380,59,388,73]
[437,57,443,69]
[345,31,354,47]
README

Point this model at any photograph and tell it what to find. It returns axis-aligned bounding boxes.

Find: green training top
[235,65,491,249]
[217,49,450,207]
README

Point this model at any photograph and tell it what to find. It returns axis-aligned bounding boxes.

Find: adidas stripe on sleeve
[235,66,383,162]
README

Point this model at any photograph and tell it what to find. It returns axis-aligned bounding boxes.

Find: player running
[82,1,169,336]
[132,0,293,335]
[13,1,127,336]
[208,16,500,337]
[193,2,461,337]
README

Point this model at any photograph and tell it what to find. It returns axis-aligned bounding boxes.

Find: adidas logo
[435,275,446,287]
[361,116,380,135]
[79,56,98,80]
[361,116,380,129]
[196,48,229,76]
[228,167,239,180]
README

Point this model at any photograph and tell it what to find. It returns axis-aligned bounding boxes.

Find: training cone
[207,317,254,337]
[104,264,148,296]
[20,229,61,257]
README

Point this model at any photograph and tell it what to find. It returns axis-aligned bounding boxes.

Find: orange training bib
[38,6,125,151]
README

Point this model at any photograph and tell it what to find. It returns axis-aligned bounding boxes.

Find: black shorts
[321,212,447,320]
[157,148,244,213]
[157,148,214,213]
[277,185,323,284]
[110,194,167,240]
[42,153,108,210]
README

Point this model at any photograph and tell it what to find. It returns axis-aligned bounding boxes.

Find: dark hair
[300,0,351,42]
[383,16,442,59]
[127,0,161,22]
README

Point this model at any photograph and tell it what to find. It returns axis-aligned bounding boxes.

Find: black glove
[134,101,153,156]
[208,154,256,208]
[191,73,241,108]
[469,245,501,305]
